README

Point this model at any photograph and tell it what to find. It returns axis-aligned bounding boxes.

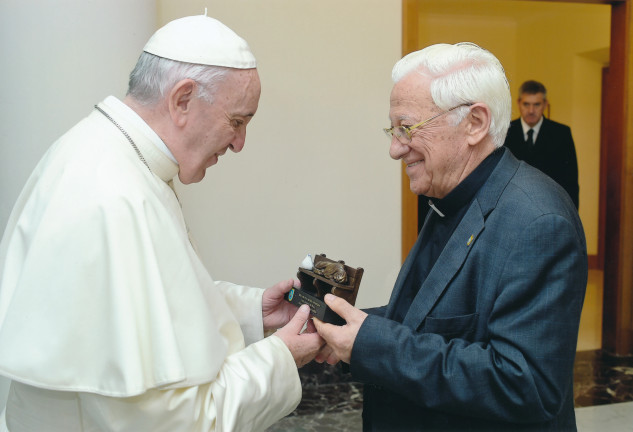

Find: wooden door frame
[601,0,632,356]
[400,0,633,355]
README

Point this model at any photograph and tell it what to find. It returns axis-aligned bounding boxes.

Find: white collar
[520,116,544,137]
[104,96,177,164]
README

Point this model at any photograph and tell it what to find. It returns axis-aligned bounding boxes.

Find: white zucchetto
[143,15,257,69]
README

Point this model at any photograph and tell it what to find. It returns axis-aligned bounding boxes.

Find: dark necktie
[526,128,534,146]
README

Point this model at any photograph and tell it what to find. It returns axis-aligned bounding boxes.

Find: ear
[465,103,491,146]
[167,79,197,127]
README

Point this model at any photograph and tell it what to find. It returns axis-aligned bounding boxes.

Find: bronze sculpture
[313,260,347,284]
[285,253,363,324]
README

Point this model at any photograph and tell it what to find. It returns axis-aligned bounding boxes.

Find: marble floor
[267,351,633,431]
[267,270,633,431]
[575,401,633,431]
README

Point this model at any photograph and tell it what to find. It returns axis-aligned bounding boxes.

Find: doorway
[401,0,610,263]
[400,0,617,352]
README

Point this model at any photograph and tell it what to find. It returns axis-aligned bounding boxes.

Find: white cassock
[0,97,301,431]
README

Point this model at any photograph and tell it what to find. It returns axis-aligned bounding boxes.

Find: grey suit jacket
[352,149,587,431]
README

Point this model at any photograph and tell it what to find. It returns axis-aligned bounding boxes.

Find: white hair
[391,42,511,148]
[127,52,231,106]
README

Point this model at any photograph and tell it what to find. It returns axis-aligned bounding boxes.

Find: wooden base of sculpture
[284,254,364,325]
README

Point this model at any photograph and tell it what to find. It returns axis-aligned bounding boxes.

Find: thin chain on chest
[94,105,151,172]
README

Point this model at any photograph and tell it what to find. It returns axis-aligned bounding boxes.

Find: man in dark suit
[504,80,579,208]
[314,43,587,431]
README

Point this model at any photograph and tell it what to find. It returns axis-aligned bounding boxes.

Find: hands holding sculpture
[262,280,366,367]
[313,294,368,365]
[263,279,324,367]
[262,278,307,330]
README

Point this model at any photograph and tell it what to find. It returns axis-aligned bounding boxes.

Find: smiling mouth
[407,161,422,168]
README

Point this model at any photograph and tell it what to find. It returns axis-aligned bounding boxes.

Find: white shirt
[520,116,544,143]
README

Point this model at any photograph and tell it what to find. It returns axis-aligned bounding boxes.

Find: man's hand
[313,294,368,364]
[314,342,339,365]
[275,305,324,367]
[262,278,301,331]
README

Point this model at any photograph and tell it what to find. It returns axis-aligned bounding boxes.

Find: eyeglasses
[383,103,472,144]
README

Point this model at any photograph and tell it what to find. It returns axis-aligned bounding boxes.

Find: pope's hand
[262,278,306,331]
[275,305,324,367]
[313,294,368,364]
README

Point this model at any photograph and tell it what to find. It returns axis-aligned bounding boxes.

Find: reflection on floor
[574,350,633,407]
[268,351,633,431]
[268,270,633,431]
[266,362,362,432]
[576,401,633,431]
[577,269,603,351]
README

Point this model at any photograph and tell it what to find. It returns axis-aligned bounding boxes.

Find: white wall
[0,0,403,316]
[0,0,157,412]
[159,0,403,308]
[0,0,157,228]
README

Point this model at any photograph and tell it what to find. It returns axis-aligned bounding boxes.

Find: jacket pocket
[422,313,479,338]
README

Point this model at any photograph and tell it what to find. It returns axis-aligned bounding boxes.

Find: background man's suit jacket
[352,149,587,431]
[504,117,579,209]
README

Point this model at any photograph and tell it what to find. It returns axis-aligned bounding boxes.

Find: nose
[389,137,409,160]
[228,129,246,153]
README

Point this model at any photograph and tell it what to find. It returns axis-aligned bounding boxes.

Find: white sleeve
[214,281,265,346]
[77,335,301,432]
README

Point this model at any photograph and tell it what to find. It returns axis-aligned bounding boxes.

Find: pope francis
[0,14,323,432]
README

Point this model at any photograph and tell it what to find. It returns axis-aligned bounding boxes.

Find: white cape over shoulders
[0,98,300,409]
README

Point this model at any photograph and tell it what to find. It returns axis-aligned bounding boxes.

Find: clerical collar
[428,148,503,218]
[103,96,177,164]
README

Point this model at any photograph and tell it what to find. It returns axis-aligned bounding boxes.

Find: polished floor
[267,270,633,431]
[576,269,603,352]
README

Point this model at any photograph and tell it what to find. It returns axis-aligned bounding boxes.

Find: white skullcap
[143,15,256,69]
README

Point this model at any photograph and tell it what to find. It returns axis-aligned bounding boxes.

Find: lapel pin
[467,235,474,246]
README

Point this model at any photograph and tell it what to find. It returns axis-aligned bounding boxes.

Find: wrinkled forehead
[217,68,261,99]
[389,72,435,118]
[216,68,261,115]
[227,68,260,88]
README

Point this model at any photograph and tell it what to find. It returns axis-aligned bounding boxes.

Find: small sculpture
[286,253,364,324]
[313,260,348,284]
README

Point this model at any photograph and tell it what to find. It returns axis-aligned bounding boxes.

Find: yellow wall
[414,0,610,255]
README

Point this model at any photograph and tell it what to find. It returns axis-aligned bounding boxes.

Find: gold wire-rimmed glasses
[383,103,473,144]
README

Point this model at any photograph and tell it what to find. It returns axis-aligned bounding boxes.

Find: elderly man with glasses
[315,43,587,431]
